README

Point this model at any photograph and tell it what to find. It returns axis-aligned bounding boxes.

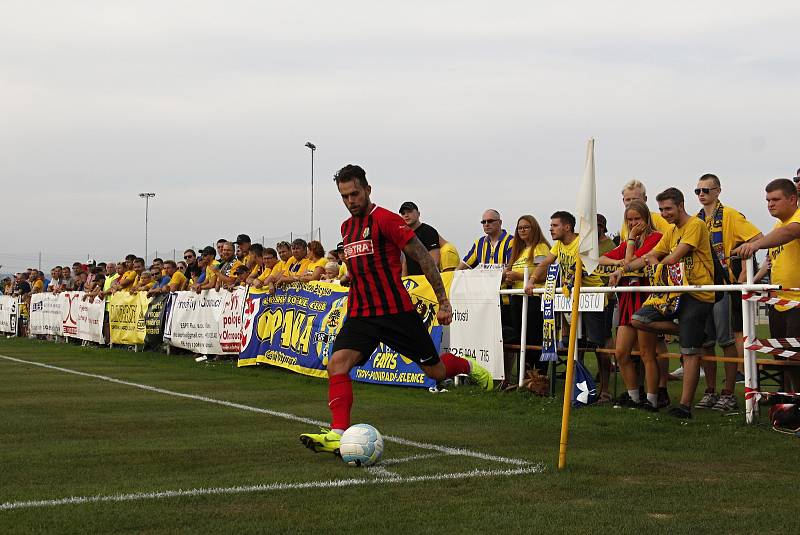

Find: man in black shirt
[399,201,440,276]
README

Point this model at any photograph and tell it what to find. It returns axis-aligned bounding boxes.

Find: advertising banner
[165,289,228,355]
[144,293,170,350]
[29,293,62,336]
[108,291,148,345]
[443,270,505,380]
[75,295,105,344]
[238,276,449,389]
[0,295,17,334]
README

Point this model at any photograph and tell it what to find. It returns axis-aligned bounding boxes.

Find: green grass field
[0,337,797,534]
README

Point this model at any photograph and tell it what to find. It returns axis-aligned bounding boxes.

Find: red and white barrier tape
[744,337,800,360]
[744,387,800,402]
[741,292,800,309]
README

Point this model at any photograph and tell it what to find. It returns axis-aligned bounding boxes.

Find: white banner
[443,269,505,380]
[165,289,228,355]
[75,295,106,344]
[220,286,247,353]
[59,292,82,337]
[29,293,63,336]
[541,292,604,312]
[0,295,18,334]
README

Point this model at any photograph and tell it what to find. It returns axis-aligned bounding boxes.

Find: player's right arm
[403,236,452,326]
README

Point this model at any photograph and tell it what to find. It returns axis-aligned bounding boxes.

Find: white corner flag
[576,138,599,275]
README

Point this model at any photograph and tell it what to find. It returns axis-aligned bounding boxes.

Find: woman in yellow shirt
[300,240,328,282]
[503,215,551,377]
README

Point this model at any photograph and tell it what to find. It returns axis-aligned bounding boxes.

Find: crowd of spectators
[4,170,800,419]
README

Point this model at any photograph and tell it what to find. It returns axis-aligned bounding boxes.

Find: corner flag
[576,138,599,275]
[558,138,600,470]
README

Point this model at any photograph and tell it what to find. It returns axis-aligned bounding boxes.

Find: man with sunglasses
[458,209,515,338]
[458,209,514,269]
[694,174,762,412]
[183,249,202,284]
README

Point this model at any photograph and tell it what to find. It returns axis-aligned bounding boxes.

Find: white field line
[379,453,445,466]
[0,467,542,511]
[0,354,532,467]
[365,465,401,479]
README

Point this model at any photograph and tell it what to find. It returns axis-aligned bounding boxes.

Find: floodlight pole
[138,192,156,263]
[305,142,316,240]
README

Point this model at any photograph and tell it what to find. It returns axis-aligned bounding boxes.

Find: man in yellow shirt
[628,188,715,418]
[250,247,280,289]
[694,173,762,412]
[213,241,243,290]
[735,178,800,391]
[236,234,257,271]
[30,271,44,294]
[192,247,219,293]
[276,239,311,285]
[150,261,187,294]
[532,211,605,347]
[438,237,460,272]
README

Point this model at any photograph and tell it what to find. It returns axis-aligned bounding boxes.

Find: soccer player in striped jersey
[300,164,493,456]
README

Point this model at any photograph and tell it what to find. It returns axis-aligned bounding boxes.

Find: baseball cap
[336,241,344,251]
[235,234,251,245]
[399,201,418,213]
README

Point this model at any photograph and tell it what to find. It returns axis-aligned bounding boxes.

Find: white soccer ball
[339,423,383,467]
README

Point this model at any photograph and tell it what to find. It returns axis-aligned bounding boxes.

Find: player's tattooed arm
[403,237,452,325]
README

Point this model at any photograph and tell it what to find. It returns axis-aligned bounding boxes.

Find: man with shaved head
[459,209,514,269]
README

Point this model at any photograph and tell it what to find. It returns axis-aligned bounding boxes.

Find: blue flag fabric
[571,359,598,407]
[540,263,560,362]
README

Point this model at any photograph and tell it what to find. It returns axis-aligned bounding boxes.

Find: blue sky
[2,1,799,272]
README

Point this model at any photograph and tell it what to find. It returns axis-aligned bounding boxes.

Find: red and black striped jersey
[341,204,416,317]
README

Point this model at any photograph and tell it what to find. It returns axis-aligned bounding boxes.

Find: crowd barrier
[500,262,797,424]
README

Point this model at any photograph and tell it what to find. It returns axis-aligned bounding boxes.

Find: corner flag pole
[558,138,598,470]
[558,259,582,470]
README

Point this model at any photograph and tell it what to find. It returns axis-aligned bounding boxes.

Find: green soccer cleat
[300,428,342,455]
[464,357,494,391]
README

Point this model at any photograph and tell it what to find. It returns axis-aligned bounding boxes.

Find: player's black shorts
[332,311,440,367]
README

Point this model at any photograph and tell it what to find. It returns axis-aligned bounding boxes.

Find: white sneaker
[669,366,684,379]
[694,391,719,409]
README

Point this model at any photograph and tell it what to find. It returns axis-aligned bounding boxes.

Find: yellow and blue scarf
[699,201,726,268]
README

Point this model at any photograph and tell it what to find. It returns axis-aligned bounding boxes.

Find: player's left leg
[301,315,379,456]
[300,349,363,455]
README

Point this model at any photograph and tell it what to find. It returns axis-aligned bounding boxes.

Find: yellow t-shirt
[138,280,155,292]
[511,242,551,289]
[169,271,187,291]
[620,211,672,241]
[550,238,603,288]
[119,270,137,289]
[32,279,44,293]
[700,204,760,277]
[271,260,286,278]
[257,266,273,282]
[305,257,327,275]
[338,263,348,278]
[653,217,715,303]
[204,266,218,287]
[439,242,461,272]
[768,207,800,311]
[283,257,311,276]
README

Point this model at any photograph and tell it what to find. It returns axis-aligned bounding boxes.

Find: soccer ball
[339,424,383,467]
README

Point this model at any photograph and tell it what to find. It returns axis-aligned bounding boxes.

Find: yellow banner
[109,291,149,345]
